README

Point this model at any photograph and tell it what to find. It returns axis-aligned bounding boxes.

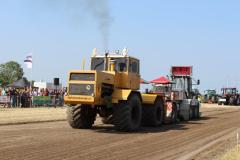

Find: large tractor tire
[113,95,142,132]
[229,97,234,105]
[101,115,113,124]
[195,105,200,119]
[191,105,200,119]
[189,106,195,120]
[211,96,216,103]
[67,105,97,129]
[142,98,164,127]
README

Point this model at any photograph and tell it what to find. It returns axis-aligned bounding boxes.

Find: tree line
[0,61,24,87]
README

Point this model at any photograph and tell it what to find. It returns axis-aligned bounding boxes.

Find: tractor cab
[170,66,200,99]
[221,88,238,96]
[91,55,129,72]
[151,84,171,94]
[91,50,140,74]
[90,50,141,90]
[205,89,217,95]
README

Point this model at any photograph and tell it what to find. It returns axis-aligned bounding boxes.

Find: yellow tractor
[64,49,164,131]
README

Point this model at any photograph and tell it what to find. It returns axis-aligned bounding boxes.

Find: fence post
[237,132,239,152]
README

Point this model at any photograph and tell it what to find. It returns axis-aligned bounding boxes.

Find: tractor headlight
[86,85,92,91]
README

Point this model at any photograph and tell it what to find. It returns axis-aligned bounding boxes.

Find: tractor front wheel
[67,105,97,129]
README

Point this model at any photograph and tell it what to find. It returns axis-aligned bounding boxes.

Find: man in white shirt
[1,89,6,96]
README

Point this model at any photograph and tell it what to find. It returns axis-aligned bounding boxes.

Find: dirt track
[0,104,240,160]
[0,107,66,125]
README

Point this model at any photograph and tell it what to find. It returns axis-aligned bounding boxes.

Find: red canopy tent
[150,76,170,84]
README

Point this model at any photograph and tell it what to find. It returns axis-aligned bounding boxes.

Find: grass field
[220,145,240,160]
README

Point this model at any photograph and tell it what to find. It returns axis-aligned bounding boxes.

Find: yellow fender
[141,93,159,105]
[112,89,160,105]
[112,89,132,103]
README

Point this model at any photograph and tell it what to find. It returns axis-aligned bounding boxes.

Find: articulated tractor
[64,50,200,131]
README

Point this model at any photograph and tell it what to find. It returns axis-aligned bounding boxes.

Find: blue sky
[0,0,240,92]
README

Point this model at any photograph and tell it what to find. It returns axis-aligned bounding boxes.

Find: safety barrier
[32,96,52,106]
[32,96,64,107]
[0,95,64,107]
[0,96,11,106]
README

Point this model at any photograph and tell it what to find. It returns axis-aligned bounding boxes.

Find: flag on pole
[24,55,33,69]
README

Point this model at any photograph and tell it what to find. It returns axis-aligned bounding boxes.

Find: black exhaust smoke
[27,0,113,50]
[83,0,113,50]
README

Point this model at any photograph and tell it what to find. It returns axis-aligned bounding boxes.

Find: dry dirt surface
[0,104,240,160]
[0,107,66,125]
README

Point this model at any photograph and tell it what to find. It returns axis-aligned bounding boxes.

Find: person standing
[11,89,17,107]
[1,88,6,96]
[44,88,49,96]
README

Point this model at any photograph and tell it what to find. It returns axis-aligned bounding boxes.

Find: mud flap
[164,102,178,123]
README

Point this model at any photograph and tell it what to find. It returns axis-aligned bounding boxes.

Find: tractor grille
[70,73,95,81]
[69,84,94,96]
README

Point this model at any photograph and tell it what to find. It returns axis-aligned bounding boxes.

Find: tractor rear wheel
[142,98,164,127]
[113,95,142,131]
[195,105,200,119]
[189,106,194,120]
[67,105,97,129]
[190,105,200,119]
[229,97,235,105]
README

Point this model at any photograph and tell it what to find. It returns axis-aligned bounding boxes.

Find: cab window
[111,58,127,72]
[91,58,105,71]
[129,59,139,74]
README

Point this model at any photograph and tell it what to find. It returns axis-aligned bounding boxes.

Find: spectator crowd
[0,87,66,108]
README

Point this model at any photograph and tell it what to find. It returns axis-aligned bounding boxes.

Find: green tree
[0,61,24,86]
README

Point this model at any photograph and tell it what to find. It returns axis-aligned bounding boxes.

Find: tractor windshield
[110,58,128,72]
[207,90,216,95]
[91,58,105,71]
[91,57,128,72]
[151,85,170,93]
[223,88,237,95]
[172,77,188,91]
[171,76,193,98]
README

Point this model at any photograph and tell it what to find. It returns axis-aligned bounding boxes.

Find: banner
[0,96,10,104]
[32,96,52,106]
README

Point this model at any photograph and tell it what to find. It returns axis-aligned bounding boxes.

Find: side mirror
[197,80,200,85]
